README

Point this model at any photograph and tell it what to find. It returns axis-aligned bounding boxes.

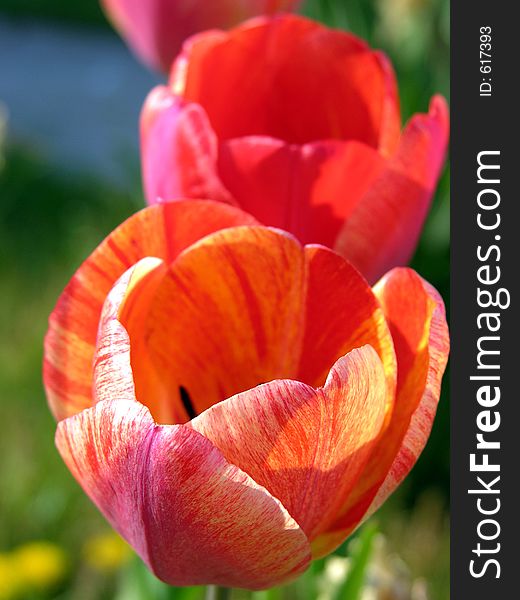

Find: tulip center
[118,230,396,426]
[179,386,197,420]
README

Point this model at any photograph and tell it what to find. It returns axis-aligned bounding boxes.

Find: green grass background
[0,0,450,597]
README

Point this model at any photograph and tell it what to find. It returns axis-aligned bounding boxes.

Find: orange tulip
[141,15,449,283]
[44,200,449,589]
[101,0,301,72]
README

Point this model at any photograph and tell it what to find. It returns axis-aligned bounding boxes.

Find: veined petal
[56,400,311,589]
[311,268,449,557]
[93,258,171,422]
[335,95,450,283]
[190,347,386,542]
[368,268,449,512]
[125,228,397,424]
[299,246,396,409]
[133,227,307,422]
[44,201,258,421]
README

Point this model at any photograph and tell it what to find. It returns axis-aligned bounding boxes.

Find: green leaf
[333,523,378,600]
[251,589,283,600]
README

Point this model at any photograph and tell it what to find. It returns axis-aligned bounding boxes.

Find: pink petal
[56,400,311,589]
[141,87,234,205]
[93,258,171,424]
[102,0,302,73]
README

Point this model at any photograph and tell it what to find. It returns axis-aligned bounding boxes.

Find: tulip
[141,15,449,284]
[101,0,301,72]
[44,200,449,589]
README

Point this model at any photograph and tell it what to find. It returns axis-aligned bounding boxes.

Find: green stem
[205,586,232,600]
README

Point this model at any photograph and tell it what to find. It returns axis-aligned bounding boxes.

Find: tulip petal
[126,228,396,424]
[56,400,311,589]
[133,227,307,422]
[375,51,401,156]
[141,87,234,206]
[102,0,301,73]
[175,15,399,146]
[368,268,450,511]
[101,0,167,71]
[311,268,449,557]
[335,95,450,283]
[190,346,387,542]
[217,137,386,248]
[93,258,173,425]
[299,246,396,408]
[44,201,258,421]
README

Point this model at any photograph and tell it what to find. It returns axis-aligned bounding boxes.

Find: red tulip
[44,200,449,589]
[141,15,449,284]
[101,0,301,72]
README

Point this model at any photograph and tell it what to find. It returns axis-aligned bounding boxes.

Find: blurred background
[0,0,450,598]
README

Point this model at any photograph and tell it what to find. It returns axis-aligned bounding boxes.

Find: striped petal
[93,258,170,424]
[132,227,307,422]
[190,346,387,542]
[368,268,450,511]
[44,201,258,421]
[122,228,397,423]
[311,268,449,557]
[298,245,396,409]
[56,400,311,589]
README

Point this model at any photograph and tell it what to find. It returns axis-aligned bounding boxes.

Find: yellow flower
[11,542,68,591]
[83,532,133,572]
[0,553,22,600]
[0,542,67,599]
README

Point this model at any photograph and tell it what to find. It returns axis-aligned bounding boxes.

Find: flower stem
[205,586,232,600]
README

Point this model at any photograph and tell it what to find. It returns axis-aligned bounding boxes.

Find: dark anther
[179,386,197,420]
